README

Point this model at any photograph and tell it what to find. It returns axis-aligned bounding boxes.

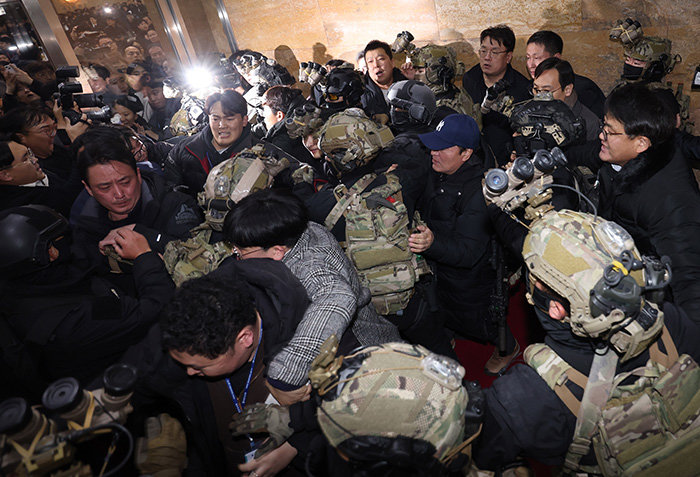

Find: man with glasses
[532,58,600,140]
[566,83,700,324]
[525,30,605,119]
[462,25,530,167]
[0,140,81,215]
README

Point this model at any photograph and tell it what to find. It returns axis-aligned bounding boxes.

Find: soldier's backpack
[525,326,700,476]
[324,172,430,315]
[162,228,235,286]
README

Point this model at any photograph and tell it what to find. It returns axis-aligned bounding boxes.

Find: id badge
[244,449,256,463]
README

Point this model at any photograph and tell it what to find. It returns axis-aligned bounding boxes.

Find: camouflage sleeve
[267,252,358,388]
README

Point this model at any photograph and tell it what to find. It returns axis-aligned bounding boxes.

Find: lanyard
[225,321,263,414]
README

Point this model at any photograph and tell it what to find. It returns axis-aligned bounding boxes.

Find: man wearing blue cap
[409,114,519,375]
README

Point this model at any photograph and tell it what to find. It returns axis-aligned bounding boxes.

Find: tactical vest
[324,172,430,315]
[162,228,235,286]
[525,326,700,476]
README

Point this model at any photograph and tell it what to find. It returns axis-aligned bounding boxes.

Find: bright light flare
[186,66,214,90]
[103,6,113,14]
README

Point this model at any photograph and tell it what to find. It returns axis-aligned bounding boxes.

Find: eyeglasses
[478,48,508,58]
[531,85,561,96]
[233,247,263,260]
[131,138,147,160]
[600,125,626,141]
[2,147,37,171]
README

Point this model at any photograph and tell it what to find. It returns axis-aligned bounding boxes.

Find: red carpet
[453,282,553,476]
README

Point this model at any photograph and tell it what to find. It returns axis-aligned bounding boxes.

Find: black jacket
[0,169,83,217]
[72,170,202,268]
[360,68,407,118]
[474,302,700,470]
[121,258,309,476]
[566,139,700,323]
[0,251,174,397]
[416,153,495,302]
[164,124,254,196]
[573,73,606,120]
[462,64,531,167]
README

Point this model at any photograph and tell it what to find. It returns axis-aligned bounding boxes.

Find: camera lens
[485,168,509,195]
[511,156,535,182]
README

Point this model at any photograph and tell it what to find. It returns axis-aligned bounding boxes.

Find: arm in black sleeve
[133,194,202,253]
[563,139,603,172]
[675,130,700,168]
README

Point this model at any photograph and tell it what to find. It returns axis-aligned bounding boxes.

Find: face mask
[622,63,644,80]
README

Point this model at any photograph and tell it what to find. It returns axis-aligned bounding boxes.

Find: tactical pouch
[162,229,235,286]
[592,354,700,477]
[329,173,428,315]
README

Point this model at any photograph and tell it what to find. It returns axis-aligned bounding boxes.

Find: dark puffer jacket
[164,124,254,196]
[567,139,700,324]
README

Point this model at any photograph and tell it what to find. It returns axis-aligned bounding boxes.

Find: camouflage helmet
[510,96,585,149]
[319,108,394,175]
[316,342,469,463]
[523,209,665,361]
[408,44,463,88]
[197,145,276,231]
[624,36,680,81]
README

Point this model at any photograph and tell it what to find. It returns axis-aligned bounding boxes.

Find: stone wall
[216,0,699,132]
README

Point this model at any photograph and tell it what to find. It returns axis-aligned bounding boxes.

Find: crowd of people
[1,18,699,477]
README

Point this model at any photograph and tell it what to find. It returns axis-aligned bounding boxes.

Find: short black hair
[527,30,564,55]
[75,125,137,182]
[480,25,516,52]
[0,106,53,141]
[114,94,144,114]
[363,40,392,60]
[224,188,308,249]
[87,63,111,80]
[22,61,53,77]
[263,85,304,115]
[205,89,247,117]
[161,273,257,358]
[0,141,13,169]
[534,57,574,88]
[605,83,675,146]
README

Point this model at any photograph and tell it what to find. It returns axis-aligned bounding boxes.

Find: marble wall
[210,0,699,131]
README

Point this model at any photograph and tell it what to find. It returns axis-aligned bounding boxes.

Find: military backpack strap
[564,348,619,472]
[524,343,588,416]
[648,325,680,370]
[324,173,376,230]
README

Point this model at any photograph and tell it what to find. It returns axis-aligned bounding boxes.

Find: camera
[54,65,112,125]
[483,147,568,213]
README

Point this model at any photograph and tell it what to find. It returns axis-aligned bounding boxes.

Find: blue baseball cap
[418,114,480,151]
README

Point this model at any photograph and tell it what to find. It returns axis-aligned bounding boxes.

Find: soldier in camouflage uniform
[163,144,285,286]
[231,337,484,476]
[472,207,700,474]
[609,19,693,133]
[406,44,482,129]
